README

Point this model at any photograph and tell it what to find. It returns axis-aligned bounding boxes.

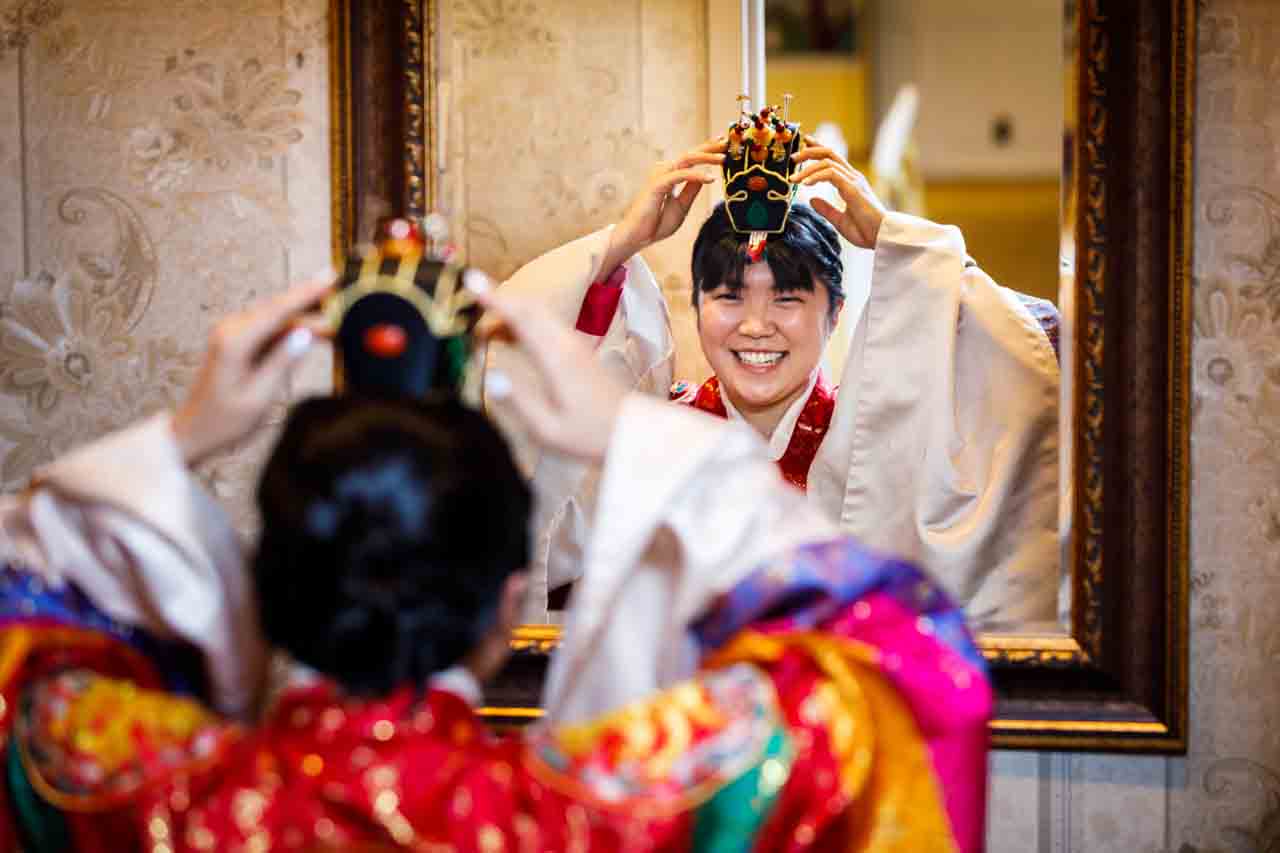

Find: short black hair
[253,396,531,696]
[690,202,844,320]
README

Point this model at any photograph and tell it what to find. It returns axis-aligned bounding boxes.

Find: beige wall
[1,1,1279,850]
[988,1,1280,849]
[870,0,1063,179]
[0,0,333,532]
[437,0,733,384]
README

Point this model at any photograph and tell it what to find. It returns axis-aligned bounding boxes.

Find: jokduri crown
[325,215,481,399]
[723,95,805,260]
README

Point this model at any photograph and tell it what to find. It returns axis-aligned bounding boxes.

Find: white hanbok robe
[490,211,1061,631]
[0,415,266,717]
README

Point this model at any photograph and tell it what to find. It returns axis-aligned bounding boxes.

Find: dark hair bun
[253,396,531,695]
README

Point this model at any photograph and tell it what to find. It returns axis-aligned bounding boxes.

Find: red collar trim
[684,375,835,490]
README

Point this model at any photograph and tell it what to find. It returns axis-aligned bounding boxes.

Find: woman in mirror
[491,115,1062,630]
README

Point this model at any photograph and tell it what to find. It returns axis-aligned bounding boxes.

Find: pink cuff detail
[574,265,627,336]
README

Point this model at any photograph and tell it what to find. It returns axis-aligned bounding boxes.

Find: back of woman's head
[253,396,531,696]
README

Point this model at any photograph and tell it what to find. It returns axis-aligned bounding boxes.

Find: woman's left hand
[791,138,888,249]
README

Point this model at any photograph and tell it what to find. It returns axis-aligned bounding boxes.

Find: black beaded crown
[325,215,481,399]
[723,97,806,235]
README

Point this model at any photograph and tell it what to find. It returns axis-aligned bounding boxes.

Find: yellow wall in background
[923,179,1060,302]
[766,58,870,156]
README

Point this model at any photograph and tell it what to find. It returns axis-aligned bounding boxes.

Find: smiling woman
[690,204,842,439]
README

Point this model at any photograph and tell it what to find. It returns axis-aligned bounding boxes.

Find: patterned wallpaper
[987,0,1280,850]
[0,0,333,530]
[1172,0,1280,848]
[439,0,716,381]
[2,1,1280,851]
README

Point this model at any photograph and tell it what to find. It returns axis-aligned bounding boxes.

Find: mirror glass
[432,0,1074,636]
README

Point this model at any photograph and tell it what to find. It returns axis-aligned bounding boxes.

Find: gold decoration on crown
[323,218,476,338]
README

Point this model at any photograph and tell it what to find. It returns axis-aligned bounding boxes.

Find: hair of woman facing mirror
[159,268,538,697]
[254,395,532,695]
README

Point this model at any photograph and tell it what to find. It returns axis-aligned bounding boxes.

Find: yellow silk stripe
[705,631,960,852]
[0,626,35,693]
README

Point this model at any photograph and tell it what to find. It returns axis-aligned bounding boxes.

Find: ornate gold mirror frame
[330,0,1195,752]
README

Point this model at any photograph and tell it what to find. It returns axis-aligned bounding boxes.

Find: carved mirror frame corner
[330,0,1196,752]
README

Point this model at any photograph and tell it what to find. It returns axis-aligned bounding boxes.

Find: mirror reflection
[436,0,1068,634]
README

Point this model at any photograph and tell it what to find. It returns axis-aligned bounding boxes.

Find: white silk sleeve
[809,211,1061,630]
[483,228,676,622]
[0,414,266,717]
[541,395,838,723]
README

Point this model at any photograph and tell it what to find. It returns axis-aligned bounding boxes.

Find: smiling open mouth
[734,350,786,367]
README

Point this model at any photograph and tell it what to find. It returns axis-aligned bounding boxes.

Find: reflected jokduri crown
[723,94,806,259]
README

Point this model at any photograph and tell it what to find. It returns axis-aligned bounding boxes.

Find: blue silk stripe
[0,564,206,698]
[690,539,985,672]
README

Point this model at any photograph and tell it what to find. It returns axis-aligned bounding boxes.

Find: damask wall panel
[1167,1,1280,849]
[0,58,22,292]
[278,0,334,401]
[1061,756,1170,852]
[986,1,1280,851]
[0,0,331,531]
[441,0,715,380]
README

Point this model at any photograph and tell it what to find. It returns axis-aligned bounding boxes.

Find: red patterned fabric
[0,627,173,852]
[9,668,866,851]
[675,375,836,491]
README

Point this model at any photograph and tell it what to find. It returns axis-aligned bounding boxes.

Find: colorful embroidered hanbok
[0,400,991,851]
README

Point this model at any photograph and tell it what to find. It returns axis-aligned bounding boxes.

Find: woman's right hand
[597,138,727,279]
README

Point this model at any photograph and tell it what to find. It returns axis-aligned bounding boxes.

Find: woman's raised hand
[791,138,888,250]
[172,272,334,467]
[597,138,727,278]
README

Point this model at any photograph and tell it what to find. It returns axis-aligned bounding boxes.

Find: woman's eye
[775,295,804,305]
[714,292,742,301]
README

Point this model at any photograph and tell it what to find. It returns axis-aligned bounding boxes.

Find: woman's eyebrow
[771,280,816,294]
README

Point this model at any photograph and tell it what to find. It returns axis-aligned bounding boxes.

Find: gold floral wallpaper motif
[990,0,1280,849]
[0,0,332,530]
[1169,1,1280,849]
